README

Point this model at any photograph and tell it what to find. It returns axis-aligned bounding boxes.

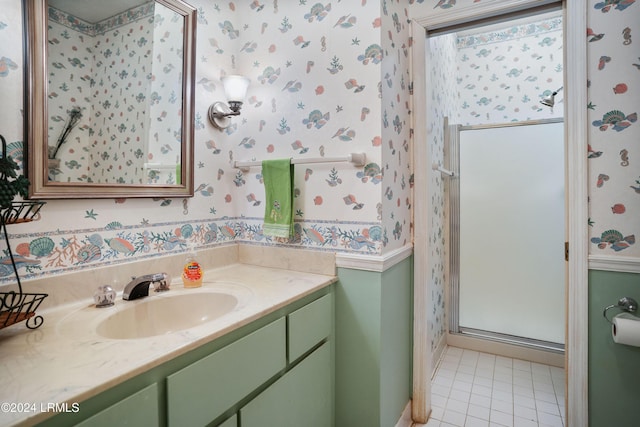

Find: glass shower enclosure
[448,119,565,351]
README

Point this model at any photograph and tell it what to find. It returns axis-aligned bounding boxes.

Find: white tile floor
[414,346,565,427]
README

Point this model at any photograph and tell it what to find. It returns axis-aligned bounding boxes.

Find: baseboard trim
[432,334,447,376]
[446,333,565,368]
[394,401,413,427]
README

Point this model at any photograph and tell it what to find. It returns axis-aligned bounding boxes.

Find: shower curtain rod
[233,152,367,172]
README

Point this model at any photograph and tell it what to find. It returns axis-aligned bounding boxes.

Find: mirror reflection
[25,0,195,198]
[47,0,183,185]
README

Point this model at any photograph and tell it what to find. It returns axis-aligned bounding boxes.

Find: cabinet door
[241,342,332,427]
[75,383,158,427]
[166,318,286,427]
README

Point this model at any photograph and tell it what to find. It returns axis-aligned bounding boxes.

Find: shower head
[540,95,555,107]
[541,87,563,108]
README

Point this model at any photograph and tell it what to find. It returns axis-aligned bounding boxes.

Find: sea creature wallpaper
[0,0,637,289]
[585,0,638,256]
[0,0,409,284]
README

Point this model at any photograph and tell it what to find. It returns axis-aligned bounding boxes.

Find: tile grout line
[423,346,565,427]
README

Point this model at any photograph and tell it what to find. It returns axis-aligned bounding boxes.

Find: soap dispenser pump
[182,244,203,288]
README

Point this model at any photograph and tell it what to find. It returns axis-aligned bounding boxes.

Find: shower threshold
[455,327,565,354]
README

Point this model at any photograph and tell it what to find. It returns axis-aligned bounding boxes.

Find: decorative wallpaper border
[0,218,382,284]
[238,217,384,253]
[48,2,155,36]
[456,16,562,49]
[48,7,94,36]
[94,2,155,35]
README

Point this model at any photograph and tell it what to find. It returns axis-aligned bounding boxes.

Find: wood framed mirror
[24,0,196,198]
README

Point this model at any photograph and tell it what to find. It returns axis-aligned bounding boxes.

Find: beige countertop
[0,258,336,426]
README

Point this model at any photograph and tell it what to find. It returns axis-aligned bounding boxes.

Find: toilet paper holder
[603,297,638,325]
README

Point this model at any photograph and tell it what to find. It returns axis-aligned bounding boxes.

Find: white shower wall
[426,33,459,356]
[455,13,563,125]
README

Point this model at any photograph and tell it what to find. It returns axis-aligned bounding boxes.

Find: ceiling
[48,0,151,24]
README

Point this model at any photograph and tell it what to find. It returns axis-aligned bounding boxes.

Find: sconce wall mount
[208,101,240,130]
[208,75,250,130]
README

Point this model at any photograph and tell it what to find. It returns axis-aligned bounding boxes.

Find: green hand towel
[262,159,294,238]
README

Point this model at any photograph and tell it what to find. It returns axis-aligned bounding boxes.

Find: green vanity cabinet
[166,317,286,426]
[74,383,159,427]
[217,414,237,427]
[36,287,333,427]
[241,342,332,427]
[241,293,333,427]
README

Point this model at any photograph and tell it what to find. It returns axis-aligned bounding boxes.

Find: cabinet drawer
[288,294,332,361]
[75,383,158,427]
[166,318,286,426]
[241,342,332,427]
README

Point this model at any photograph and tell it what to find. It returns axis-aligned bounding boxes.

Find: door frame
[410,1,588,425]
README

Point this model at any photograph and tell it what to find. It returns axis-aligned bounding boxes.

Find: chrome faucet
[123,272,170,301]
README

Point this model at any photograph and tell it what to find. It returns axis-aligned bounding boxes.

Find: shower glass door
[456,120,565,346]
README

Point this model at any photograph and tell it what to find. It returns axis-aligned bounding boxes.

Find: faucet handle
[153,273,171,293]
[94,285,116,308]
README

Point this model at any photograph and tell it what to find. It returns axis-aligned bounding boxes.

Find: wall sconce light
[208,75,250,130]
[540,86,563,108]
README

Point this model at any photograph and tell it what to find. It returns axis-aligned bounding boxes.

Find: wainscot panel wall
[588,269,640,427]
[335,255,413,427]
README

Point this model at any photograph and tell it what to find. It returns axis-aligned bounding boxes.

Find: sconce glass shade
[222,75,250,104]
[208,75,250,130]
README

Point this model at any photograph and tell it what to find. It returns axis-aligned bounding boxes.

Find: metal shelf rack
[0,134,48,330]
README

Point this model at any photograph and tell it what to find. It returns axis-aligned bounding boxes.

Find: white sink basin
[57,282,252,341]
[96,292,238,340]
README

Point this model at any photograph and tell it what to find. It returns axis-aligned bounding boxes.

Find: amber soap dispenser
[182,246,203,288]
